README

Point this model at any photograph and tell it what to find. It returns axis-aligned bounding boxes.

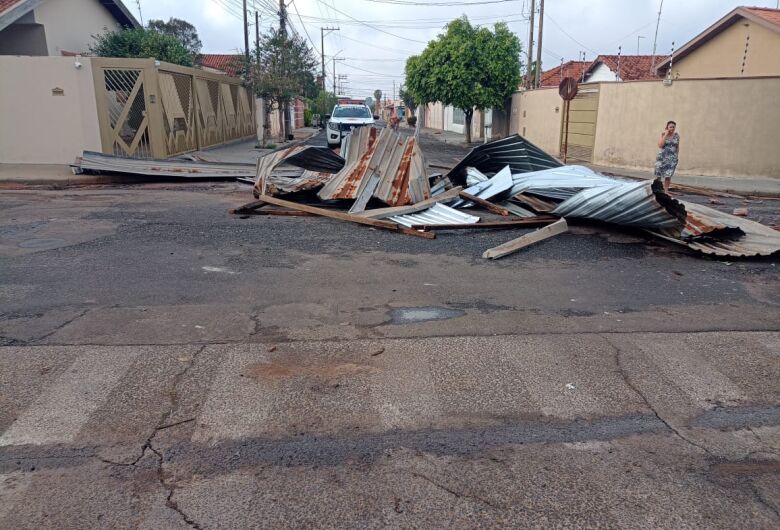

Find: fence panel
[92,58,254,158]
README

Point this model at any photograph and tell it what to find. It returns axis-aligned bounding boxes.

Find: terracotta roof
[655,6,780,73]
[538,61,591,87]
[589,55,667,81]
[745,6,780,27]
[200,54,243,76]
[0,0,23,15]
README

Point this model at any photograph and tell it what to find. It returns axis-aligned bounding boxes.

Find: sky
[135,0,780,98]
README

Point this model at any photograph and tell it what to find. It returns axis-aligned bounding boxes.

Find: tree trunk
[464,108,473,144]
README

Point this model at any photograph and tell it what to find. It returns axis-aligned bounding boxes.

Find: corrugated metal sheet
[553,180,681,228]
[447,134,563,185]
[390,203,480,228]
[508,165,618,200]
[651,202,780,257]
[73,151,255,178]
[451,165,514,208]
[319,127,431,207]
[252,145,346,196]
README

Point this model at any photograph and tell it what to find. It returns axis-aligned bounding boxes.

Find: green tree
[398,87,416,117]
[90,28,193,66]
[147,17,202,61]
[250,28,317,138]
[311,90,337,117]
[405,17,521,143]
[364,96,374,110]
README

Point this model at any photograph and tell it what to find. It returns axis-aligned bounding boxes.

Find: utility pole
[535,0,544,88]
[279,0,290,140]
[243,0,250,63]
[526,0,535,88]
[650,0,664,73]
[321,27,339,91]
[392,80,396,102]
[332,56,345,93]
[135,0,143,25]
[255,11,260,58]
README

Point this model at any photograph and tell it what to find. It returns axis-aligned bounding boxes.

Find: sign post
[558,77,578,164]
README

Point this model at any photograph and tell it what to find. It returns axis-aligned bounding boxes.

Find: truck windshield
[333,107,371,118]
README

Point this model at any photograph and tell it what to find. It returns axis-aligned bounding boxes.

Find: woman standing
[655,121,680,193]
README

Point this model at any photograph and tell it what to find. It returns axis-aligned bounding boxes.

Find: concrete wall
[34,0,122,55]
[510,88,563,156]
[592,77,780,178]
[670,18,780,79]
[0,56,101,164]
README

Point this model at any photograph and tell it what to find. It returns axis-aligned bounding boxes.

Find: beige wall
[592,78,780,178]
[510,88,563,156]
[0,56,101,164]
[34,0,122,55]
[670,18,780,79]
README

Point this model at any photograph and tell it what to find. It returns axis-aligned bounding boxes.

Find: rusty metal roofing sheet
[319,127,431,207]
[447,134,563,185]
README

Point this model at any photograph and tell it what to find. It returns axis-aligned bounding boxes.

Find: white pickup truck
[326,104,376,148]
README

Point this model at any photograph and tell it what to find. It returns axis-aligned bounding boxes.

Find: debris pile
[74,129,779,259]
[233,130,780,258]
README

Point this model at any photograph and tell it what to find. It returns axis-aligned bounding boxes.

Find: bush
[90,28,193,66]
[304,108,313,127]
[407,116,417,127]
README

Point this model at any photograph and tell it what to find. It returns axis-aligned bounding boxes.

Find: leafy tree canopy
[405,17,522,142]
[90,28,193,66]
[364,96,374,109]
[311,90,338,117]
[147,17,202,60]
[398,87,416,116]
[250,28,318,103]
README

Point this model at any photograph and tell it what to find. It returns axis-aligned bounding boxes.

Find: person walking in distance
[655,121,680,193]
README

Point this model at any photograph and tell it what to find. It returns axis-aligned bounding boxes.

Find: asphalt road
[0,133,779,528]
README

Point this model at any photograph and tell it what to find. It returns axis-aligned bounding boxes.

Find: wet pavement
[0,130,778,528]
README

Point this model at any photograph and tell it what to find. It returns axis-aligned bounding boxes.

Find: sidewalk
[0,127,321,188]
[419,128,779,196]
[586,163,780,196]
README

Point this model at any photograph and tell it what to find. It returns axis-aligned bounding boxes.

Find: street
[0,130,779,528]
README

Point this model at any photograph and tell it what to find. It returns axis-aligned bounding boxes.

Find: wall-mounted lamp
[74,54,82,69]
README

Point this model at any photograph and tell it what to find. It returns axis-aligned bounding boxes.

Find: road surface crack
[602,335,715,457]
[32,309,90,343]
[408,471,503,510]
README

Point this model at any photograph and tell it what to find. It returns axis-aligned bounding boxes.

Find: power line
[543,12,598,55]
[313,0,429,44]
[361,0,517,5]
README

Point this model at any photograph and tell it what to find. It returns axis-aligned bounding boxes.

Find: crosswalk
[0,332,776,450]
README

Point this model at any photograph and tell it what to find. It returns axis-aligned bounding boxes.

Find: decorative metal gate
[92,58,255,159]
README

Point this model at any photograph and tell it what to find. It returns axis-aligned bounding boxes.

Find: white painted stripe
[0,349,141,446]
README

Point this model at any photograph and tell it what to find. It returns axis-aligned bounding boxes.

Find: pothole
[388,306,466,324]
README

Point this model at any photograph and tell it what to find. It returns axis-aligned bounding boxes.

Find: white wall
[586,63,617,83]
[34,0,122,56]
[0,56,101,164]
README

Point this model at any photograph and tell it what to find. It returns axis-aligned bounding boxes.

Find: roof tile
[199,54,243,77]
[745,6,780,27]
[0,0,23,14]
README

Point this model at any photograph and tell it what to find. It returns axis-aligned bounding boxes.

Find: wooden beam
[458,191,511,216]
[358,186,463,219]
[483,218,568,259]
[412,216,559,231]
[248,194,435,239]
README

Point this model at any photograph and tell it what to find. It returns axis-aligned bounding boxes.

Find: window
[333,106,371,118]
[452,107,465,125]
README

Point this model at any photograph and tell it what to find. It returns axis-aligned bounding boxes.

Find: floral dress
[654,132,679,178]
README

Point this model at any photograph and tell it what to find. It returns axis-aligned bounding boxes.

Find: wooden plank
[483,218,568,260]
[229,200,268,214]
[412,216,559,231]
[249,194,435,239]
[359,186,462,219]
[458,191,510,216]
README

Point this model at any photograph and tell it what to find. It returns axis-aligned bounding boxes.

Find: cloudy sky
[135,0,778,98]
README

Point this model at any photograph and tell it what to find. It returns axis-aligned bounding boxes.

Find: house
[200,53,243,76]
[538,60,591,87]
[655,6,780,79]
[0,0,139,56]
[583,55,666,82]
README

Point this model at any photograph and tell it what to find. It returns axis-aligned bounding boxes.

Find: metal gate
[92,58,255,159]
[560,84,600,162]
